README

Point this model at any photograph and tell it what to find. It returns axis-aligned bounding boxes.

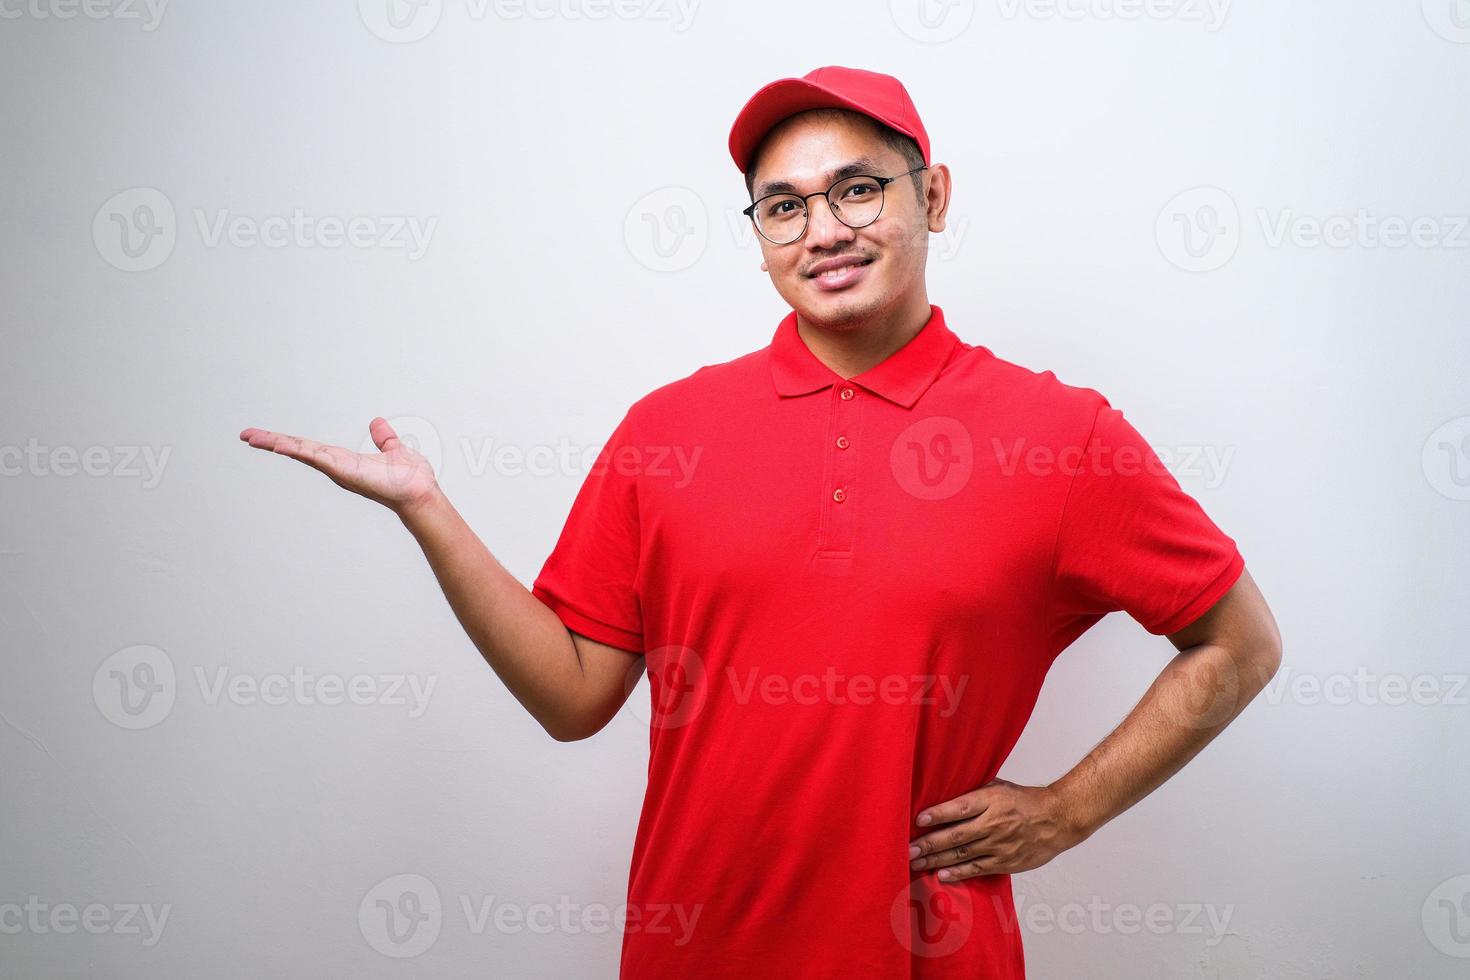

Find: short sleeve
[531,408,644,655]
[1048,396,1244,638]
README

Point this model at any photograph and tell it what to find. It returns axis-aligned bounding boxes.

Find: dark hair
[743,107,927,204]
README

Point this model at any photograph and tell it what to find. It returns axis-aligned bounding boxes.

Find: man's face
[748,112,937,328]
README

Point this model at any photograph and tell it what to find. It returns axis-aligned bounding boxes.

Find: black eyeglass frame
[742,166,929,245]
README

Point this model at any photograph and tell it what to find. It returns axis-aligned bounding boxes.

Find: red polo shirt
[531,303,1244,978]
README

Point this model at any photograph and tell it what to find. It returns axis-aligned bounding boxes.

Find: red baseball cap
[728,65,931,175]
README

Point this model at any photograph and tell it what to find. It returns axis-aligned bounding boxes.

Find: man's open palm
[239,417,438,514]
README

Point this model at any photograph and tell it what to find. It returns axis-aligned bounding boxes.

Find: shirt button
[833,487,847,502]
[839,387,855,400]
[836,435,850,449]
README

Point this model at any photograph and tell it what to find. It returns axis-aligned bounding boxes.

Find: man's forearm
[396,485,591,739]
[1048,639,1281,843]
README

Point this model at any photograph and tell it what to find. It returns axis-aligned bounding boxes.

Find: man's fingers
[934,856,1003,882]
[239,427,350,477]
[910,819,990,859]
[368,416,400,453]
[239,427,315,457]
[239,427,275,447]
[915,788,991,829]
[239,427,299,453]
[910,833,993,870]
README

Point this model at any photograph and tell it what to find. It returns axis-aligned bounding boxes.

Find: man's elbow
[1244,621,1284,688]
[539,713,595,742]
[538,703,617,743]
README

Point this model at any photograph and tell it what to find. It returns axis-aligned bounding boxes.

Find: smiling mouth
[808,258,873,280]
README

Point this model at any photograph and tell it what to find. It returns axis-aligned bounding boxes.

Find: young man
[241,66,1282,979]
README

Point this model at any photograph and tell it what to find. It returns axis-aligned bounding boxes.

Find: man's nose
[804,195,855,250]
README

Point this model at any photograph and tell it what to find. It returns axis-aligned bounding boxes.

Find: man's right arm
[399,486,645,742]
[396,487,643,740]
[238,417,643,742]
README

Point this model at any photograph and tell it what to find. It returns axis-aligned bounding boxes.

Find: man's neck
[794,295,933,381]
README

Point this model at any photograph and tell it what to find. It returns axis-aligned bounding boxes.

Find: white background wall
[2,2,1466,977]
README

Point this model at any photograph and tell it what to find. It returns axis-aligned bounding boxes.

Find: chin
[796,289,887,329]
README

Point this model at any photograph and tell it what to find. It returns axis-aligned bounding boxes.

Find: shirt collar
[768,304,960,409]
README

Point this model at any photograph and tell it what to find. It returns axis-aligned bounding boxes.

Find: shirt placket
[816,381,863,562]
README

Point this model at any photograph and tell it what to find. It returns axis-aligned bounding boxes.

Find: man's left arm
[908,567,1282,881]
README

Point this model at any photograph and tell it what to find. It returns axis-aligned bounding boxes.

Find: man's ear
[760,260,769,272]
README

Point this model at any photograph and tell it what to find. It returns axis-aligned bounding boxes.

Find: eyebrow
[753,158,886,199]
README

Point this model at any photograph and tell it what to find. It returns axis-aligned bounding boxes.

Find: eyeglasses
[742,166,928,245]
